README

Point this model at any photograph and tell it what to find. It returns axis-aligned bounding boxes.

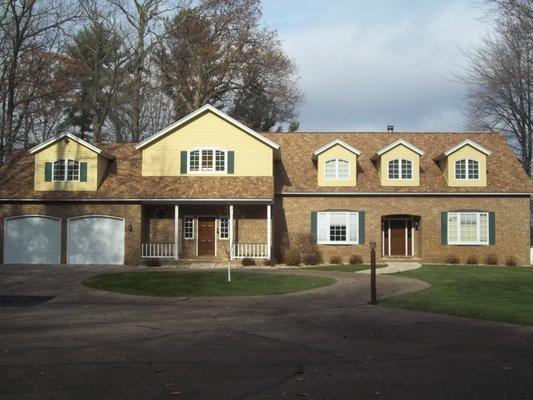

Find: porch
[140,202,272,260]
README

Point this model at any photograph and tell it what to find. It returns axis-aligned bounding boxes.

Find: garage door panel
[4,216,61,264]
[67,216,124,265]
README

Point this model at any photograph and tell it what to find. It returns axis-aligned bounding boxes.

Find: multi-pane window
[219,217,229,239]
[53,159,79,182]
[184,217,195,240]
[324,159,350,180]
[388,159,412,179]
[455,159,479,179]
[447,212,489,245]
[188,148,226,173]
[317,212,358,245]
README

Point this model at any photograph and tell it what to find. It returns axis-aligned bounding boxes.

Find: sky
[261,0,491,132]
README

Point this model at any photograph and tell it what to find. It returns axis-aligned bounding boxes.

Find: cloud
[276,1,489,131]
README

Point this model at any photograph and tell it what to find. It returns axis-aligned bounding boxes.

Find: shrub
[506,256,518,267]
[485,253,499,266]
[445,255,460,264]
[263,258,275,267]
[349,254,364,265]
[241,257,256,267]
[303,253,322,265]
[330,255,342,264]
[144,258,161,267]
[466,255,479,265]
[292,233,322,265]
[284,248,301,266]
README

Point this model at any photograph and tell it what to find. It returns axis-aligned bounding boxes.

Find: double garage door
[4,215,124,265]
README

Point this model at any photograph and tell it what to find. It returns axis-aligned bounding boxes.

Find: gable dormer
[374,139,424,186]
[29,132,113,192]
[438,139,491,187]
[136,105,279,177]
[313,139,361,187]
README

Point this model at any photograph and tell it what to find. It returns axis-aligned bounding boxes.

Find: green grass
[381,265,533,325]
[83,271,336,297]
[303,264,385,272]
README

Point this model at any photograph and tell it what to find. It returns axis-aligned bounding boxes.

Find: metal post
[370,239,377,305]
[174,205,179,260]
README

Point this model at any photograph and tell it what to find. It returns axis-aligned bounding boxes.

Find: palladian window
[324,158,350,180]
[188,148,226,173]
[52,159,80,182]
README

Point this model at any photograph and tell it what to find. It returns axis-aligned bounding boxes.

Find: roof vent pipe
[387,125,394,132]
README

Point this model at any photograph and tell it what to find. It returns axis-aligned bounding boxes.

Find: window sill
[447,242,489,246]
[318,242,359,246]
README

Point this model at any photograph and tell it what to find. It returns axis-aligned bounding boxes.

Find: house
[0,105,531,265]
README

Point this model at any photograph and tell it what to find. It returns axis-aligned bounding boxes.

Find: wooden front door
[390,220,406,255]
[198,217,215,256]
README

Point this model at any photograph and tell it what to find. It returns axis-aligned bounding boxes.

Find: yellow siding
[142,111,273,176]
[317,144,357,187]
[379,144,420,186]
[34,140,98,191]
[445,144,487,186]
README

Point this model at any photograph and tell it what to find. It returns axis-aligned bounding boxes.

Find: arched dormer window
[388,159,412,180]
[52,159,80,182]
[324,158,350,180]
[188,148,227,173]
[455,159,479,180]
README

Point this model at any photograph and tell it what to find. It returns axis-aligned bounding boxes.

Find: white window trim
[187,147,228,174]
[52,159,81,182]
[317,211,359,245]
[455,159,480,180]
[218,216,229,240]
[184,216,195,240]
[387,159,413,180]
[324,158,350,180]
[447,212,489,245]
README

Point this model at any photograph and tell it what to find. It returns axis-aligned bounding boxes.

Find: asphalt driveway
[1,265,532,400]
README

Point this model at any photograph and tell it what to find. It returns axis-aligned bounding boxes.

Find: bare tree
[463,0,532,175]
[157,0,302,130]
[0,0,78,161]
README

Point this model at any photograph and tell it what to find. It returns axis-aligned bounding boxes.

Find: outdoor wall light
[128,223,133,232]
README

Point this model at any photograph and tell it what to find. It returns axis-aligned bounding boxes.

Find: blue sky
[261,0,491,131]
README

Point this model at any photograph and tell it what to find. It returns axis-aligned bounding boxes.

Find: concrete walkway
[357,261,422,275]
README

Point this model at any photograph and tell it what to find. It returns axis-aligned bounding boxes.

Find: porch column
[174,205,179,260]
[229,205,234,259]
[267,204,272,259]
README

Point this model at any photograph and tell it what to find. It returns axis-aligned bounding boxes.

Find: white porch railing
[142,243,175,259]
[232,243,269,259]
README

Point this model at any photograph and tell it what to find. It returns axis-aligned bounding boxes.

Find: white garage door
[67,216,125,265]
[4,216,61,264]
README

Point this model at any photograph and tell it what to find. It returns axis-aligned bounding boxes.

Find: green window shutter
[44,162,52,182]
[311,211,317,237]
[358,211,365,244]
[489,212,496,245]
[227,151,235,174]
[79,162,87,182]
[180,151,187,174]
[441,212,448,245]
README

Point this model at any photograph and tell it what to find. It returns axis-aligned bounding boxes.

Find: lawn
[381,265,533,325]
[83,271,336,297]
[303,264,385,272]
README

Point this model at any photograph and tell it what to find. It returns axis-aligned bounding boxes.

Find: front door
[390,220,406,256]
[198,217,215,256]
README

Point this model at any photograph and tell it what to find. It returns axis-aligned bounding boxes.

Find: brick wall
[0,203,142,264]
[274,196,531,265]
